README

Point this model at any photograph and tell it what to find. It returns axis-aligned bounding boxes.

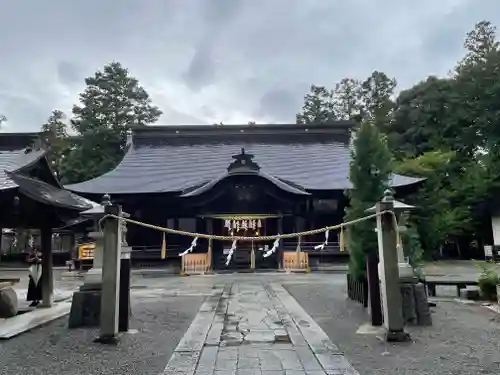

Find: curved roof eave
[180,171,310,198]
[389,174,426,187]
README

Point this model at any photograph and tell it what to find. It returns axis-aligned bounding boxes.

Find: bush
[476,261,499,301]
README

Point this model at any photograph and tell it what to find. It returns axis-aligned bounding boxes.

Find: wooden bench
[425,279,478,297]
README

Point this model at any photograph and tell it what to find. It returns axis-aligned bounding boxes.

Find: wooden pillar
[40,226,53,308]
[207,219,213,271]
[366,250,383,326]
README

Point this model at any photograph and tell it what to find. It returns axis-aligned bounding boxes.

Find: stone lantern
[367,189,416,280]
[69,193,130,328]
[79,193,111,291]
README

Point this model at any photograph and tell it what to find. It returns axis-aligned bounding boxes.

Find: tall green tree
[296,85,335,124]
[453,21,500,155]
[359,71,397,132]
[390,77,455,157]
[386,20,500,258]
[62,62,162,183]
[331,78,364,121]
[296,72,396,124]
[345,120,392,279]
[41,110,69,179]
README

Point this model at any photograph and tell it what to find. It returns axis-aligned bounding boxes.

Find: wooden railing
[131,244,186,259]
[281,241,344,254]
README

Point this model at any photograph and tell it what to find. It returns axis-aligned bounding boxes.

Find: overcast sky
[0,0,499,132]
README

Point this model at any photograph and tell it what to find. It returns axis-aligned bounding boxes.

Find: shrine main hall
[66,122,422,271]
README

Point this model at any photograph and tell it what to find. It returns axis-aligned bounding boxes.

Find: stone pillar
[40,227,53,308]
[96,204,122,344]
[376,190,410,342]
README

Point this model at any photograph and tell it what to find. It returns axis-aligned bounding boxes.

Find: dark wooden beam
[40,226,54,307]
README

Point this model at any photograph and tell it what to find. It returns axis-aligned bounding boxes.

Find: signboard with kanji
[78,242,95,260]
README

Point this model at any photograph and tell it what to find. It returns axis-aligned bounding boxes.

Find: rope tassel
[339,226,345,252]
[314,229,329,251]
[179,237,198,256]
[161,232,167,259]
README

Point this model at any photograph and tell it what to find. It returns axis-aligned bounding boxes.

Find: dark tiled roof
[66,123,424,194]
[0,132,41,151]
[7,172,93,211]
[0,148,47,190]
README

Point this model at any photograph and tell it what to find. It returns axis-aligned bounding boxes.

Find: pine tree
[41,110,69,179]
[345,120,392,279]
[62,62,162,183]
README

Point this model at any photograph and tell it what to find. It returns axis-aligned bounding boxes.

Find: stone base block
[68,289,101,328]
[460,287,480,300]
[400,282,432,326]
[385,329,411,342]
[414,283,433,326]
[94,334,119,345]
[0,285,18,318]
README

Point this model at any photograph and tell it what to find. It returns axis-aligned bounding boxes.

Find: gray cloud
[57,61,83,86]
[0,0,499,131]
[257,86,308,122]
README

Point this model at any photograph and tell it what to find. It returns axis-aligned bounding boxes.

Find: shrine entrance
[210,214,279,271]
[180,148,310,271]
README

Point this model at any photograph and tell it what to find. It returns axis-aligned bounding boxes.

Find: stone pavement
[162,281,358,375]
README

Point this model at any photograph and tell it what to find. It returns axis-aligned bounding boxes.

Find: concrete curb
[0,300,72,339]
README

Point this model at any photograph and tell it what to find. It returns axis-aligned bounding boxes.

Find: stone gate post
[376,189,410,342]
[95,204,122,344]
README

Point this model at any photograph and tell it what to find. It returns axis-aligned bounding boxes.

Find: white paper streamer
[225,240,238,265]
[314,229,329,251]
[263,237,280,258]
[179,237,198,256]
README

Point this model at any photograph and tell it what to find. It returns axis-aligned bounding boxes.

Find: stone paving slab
[162,281,359,375]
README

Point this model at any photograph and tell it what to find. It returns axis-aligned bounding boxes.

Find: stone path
[162,281,358,375]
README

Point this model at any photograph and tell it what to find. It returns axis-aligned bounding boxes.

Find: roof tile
[66,126,423,194]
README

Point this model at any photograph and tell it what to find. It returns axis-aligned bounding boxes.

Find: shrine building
[66,122,423,271]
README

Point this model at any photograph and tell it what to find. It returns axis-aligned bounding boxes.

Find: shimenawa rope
[98,210,401,244]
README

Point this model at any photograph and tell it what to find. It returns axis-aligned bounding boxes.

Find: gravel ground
[284,281,500,375]
[0,293,204,375]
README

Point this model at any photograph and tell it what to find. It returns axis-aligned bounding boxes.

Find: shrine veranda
[66,123,423,271]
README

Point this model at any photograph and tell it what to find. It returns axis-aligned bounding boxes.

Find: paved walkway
[162,281,358,375]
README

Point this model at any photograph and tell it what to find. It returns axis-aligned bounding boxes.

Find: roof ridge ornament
[227,147,260,173]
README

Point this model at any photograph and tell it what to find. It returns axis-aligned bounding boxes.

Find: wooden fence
[346,273,369,307]
[282,251,309,271]
[181,253,209,275]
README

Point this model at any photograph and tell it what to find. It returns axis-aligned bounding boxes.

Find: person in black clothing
[27,247,42,307]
